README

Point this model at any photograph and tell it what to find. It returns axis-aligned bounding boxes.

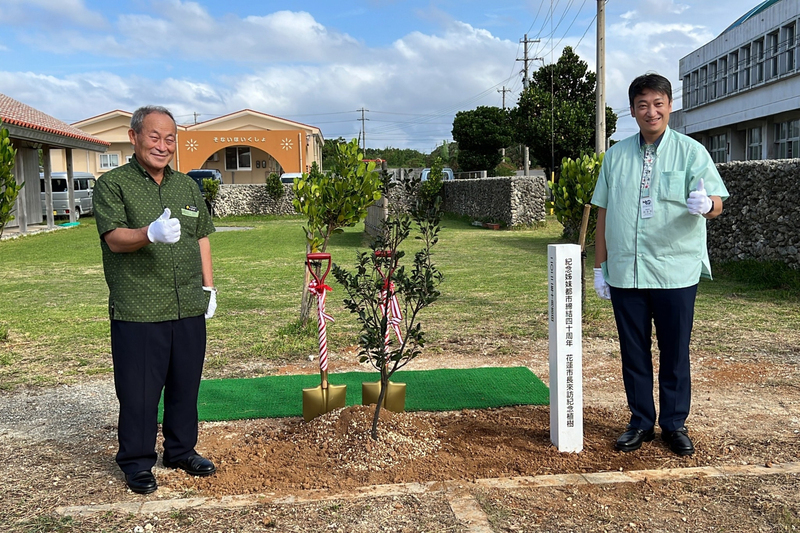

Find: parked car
[39,172,96,218]
[420,167,455,181]
[279,172,303,184]
[186,169,223,190]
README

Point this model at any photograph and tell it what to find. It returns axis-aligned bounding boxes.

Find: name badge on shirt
[640,197,654,219]
[182,205,200,218]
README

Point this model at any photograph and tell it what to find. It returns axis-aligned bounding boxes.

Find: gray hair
[130,106,176,133]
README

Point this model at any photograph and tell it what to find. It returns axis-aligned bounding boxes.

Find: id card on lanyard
[640,145,655,219]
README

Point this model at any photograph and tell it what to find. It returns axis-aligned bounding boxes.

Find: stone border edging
[56,461,800,521]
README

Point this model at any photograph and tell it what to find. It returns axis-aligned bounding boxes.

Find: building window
[767,32,780,78]
[739,46,749,88]
[691,70,699,107]
[753,38,765,83]
[783,23,796,74]
[748,127,762,160]
[99,153,120,169]
[718,57,727,96]
[225,146,252,171]
[699,66,708,104]
[775,119,800,159]
[683,75,692,109]
[708,63,717,100]
[709,134,727,163]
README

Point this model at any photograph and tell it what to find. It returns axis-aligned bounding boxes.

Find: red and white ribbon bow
[309,279,334,371]
[380,280,403,347]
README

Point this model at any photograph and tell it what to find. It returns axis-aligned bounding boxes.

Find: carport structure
[0,93,109,235]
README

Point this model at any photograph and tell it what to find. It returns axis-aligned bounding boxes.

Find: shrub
[202,178,219,216]
[0,121,22,239]
[420,157,443,207]
[266,172,284,199]
[548,152,603,242]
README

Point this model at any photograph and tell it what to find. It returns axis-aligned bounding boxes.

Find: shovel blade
[362,380,406,413]
[302,383,347,422]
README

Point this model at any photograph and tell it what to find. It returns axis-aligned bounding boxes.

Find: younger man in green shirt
[592,73,729,456]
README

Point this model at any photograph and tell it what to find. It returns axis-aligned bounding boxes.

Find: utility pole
[517,34,540,175]
[497,86,511,110]
[596,0,606,154]
[193,112,200,125]
[358,107,369,153]
[498,86,512,158]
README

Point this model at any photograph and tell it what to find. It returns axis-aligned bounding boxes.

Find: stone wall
[213,183,295,217]
[441,176,548,227]
[214,176,549,229]
[710,160,799,269]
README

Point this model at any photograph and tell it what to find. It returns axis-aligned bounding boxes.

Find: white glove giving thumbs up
[687,178,713,216]
[146,208,181,243]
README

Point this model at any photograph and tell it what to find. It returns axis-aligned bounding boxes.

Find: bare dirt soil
[1,338,799,532]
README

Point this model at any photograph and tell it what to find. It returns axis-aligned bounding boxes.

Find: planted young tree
[332,174,444,440]
[549,152,604,242]
[0,122,22,239]
[292,139,383,323]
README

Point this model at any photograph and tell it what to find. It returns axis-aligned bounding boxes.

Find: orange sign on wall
[176,129,306,173]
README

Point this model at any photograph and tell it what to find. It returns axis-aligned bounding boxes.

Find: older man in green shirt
[592,74,729,457]
[94,105,217,494]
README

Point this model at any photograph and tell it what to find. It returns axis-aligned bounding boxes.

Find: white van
[420,167,455,182]
[40,172,96,218]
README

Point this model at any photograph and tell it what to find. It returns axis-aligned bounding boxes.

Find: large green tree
[452,106,512,172]
[321,137,347,170]
[511,46,617,179]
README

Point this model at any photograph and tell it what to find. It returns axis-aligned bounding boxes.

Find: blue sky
[0,0,762,153]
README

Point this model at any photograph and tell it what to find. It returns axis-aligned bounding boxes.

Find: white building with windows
[676,0,800,162]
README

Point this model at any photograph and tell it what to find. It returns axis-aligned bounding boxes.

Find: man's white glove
[593,268,611,300]
[146,208,181,243]
[204,286,217,319]
[687,178,713,216]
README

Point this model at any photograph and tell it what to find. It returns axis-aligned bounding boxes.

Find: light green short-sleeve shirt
[591,127,729,289]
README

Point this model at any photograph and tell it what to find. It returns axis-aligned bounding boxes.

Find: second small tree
[332,174,444,440]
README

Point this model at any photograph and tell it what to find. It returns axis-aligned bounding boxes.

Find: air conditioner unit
[207,153,220,162]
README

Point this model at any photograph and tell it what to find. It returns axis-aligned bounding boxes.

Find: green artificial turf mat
[158,366,549,422]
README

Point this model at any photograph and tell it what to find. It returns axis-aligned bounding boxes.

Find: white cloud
[0,0,106,28]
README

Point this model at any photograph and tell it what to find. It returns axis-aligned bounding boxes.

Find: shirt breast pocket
[658,171,686,203]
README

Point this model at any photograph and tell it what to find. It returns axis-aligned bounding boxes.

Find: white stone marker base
[547,244,583,453]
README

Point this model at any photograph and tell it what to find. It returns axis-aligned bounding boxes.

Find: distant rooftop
[0,93,109,148]
[722,0,784,34]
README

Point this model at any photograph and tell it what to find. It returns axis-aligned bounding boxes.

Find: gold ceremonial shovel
[361,250,406,413]
[302,253,347,422]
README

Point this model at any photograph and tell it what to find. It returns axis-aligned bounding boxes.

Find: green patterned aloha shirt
[94,156,215,322]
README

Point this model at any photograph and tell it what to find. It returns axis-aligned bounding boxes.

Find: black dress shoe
[163,453,216,476]
[615,425,656,452]
[662,427,695,456]
[125,470,157,494]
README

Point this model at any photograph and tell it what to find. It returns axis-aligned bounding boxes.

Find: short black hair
[130,105,176,133]
[628,73,672,107]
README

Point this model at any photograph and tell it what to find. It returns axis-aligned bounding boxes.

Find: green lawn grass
[1,215,798,390]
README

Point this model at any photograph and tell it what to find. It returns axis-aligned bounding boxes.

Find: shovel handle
[306,253,332,284]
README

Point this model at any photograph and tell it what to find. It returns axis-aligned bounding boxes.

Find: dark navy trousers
[609,285,697,432]
[111,315,206,474]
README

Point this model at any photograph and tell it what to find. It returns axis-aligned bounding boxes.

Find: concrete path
[57,461,800,532]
